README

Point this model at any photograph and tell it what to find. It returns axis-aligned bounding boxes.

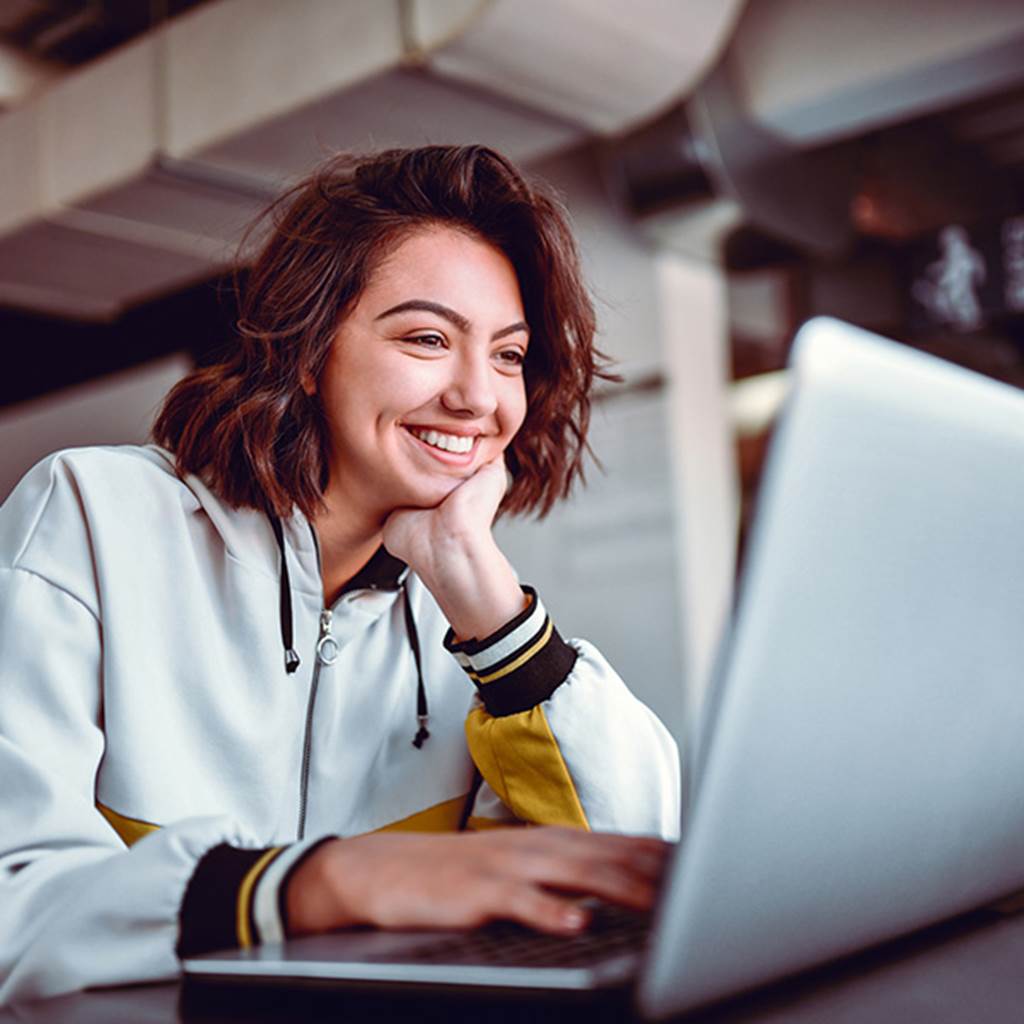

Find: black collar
[338,544,407,595]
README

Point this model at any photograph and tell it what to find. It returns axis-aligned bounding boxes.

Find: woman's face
[317,224,530,523]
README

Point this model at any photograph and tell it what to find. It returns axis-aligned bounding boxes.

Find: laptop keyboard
[379,903,652,969]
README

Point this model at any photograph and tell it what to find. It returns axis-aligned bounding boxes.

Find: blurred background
[1,0,1023,743]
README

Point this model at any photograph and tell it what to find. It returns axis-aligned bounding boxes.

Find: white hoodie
[0,445,680,1005]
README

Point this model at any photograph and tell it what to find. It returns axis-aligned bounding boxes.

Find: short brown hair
[153,145,610,519]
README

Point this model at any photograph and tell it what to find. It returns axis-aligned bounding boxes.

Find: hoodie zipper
[297,608,338,840]
[297,524,326,841]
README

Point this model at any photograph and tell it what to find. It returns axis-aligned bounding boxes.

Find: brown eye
[406,334,447,349]
[496,348,525,367]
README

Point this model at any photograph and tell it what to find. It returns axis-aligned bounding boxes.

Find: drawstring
[269,517,301,674]
[270,515,429,748]
[402,582,431,749]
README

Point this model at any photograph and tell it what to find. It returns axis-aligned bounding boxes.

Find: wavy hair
[153,145,611,519]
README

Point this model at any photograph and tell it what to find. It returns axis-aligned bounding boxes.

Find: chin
[396,475,464,510]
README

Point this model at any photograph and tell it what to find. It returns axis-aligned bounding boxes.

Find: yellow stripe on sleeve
[96,801,160,847]
[466,816,526,831]
[236,847,284,948]
[465,705,589,829]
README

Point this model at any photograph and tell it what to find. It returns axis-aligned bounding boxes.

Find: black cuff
[444,587,579,717]
[176,843,277,958]
[474,625,578,716]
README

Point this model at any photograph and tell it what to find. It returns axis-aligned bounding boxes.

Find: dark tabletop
[3,905,1023,1024]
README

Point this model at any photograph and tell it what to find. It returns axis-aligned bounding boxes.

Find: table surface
[3,904,1023,1023]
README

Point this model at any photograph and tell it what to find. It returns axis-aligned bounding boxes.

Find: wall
[0,354,191,503]
[493,143,738,745]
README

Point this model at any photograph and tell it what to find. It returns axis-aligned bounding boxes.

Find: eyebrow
[375,299,529,342]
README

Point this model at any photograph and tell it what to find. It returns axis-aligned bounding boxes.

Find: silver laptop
[184,318,1024,1018]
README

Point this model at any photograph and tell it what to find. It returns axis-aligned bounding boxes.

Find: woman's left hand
[382,459,526,641]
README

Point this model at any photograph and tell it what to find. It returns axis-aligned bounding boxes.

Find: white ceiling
[194,66,587,183]
[0,0,744,319]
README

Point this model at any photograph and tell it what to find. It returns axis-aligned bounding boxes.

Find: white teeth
[409,428,474,454]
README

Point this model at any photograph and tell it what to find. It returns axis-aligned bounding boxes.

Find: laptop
[184,318,1024,1018]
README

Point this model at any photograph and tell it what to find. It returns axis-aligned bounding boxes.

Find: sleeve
[176,835,334,956]
[0,567,223,1004]
[0,561,332,1005]
[445,587,681,840]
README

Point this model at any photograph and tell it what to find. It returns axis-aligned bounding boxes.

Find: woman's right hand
[286,827,672,937]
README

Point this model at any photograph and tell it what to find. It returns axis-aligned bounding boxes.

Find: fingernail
[562,908,586,930]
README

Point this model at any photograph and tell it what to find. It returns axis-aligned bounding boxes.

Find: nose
[441,349,498,418]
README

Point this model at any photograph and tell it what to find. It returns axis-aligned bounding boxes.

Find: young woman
[0,145,680,1004]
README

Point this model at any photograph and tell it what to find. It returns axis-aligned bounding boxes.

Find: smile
[405,427,476,455]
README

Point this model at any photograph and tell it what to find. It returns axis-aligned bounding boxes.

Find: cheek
[380,361,443,419]
[503,380,529,439]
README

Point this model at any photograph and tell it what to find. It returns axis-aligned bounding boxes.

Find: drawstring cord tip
[412,715,431,749]
[284,649,301,674]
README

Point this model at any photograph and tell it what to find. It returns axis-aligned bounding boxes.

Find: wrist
[285,838,355,936]
[417,535,524,641]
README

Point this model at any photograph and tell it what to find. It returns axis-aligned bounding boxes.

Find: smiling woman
[0,145,681,1005]
[155,146,599,524]
[314,227,530,623]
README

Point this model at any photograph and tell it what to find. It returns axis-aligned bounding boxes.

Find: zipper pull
[316,609,339,665]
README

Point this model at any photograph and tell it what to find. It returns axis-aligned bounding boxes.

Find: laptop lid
[638,317,1024,1017]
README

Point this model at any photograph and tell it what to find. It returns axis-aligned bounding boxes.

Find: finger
[524,830,673,882]
[619,845,672,883]
[485,883,591,935]
[543,861,660,912]
[532,826,671,856]
[437,460,505,521]
[489,853,664,906]
[474,457,510,492]
[584,838,671,883]
[494,844,662,912]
